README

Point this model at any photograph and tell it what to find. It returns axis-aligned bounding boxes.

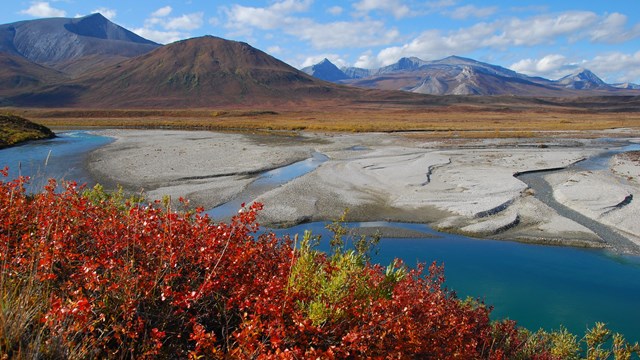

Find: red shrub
[0,171,551,359]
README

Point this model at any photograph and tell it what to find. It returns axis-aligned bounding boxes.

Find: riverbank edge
[84,129,640,255]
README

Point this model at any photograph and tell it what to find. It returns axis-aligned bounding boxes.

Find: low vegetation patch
[10,107,640,138]
[0,114,54,148]
[1,171,639,358]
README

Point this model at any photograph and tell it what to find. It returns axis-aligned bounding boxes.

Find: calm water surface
[3,131,639,340]
[268,222,640,340]
[0,130,113,191]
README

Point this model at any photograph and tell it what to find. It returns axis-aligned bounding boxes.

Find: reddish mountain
[11,36,373,108]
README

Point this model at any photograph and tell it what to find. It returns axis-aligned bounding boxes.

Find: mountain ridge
[7,36,378,108]
[0,13,160,76]
[301,58,350,82]
[305,57,639,97]
[0,15,638,110]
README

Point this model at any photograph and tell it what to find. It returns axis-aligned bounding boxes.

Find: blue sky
[3,1,640,83]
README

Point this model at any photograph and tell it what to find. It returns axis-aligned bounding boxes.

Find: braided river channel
[1,130,639,340]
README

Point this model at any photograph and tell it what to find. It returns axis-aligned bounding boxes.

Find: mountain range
[0,14,638,109]
[302,57,640,97]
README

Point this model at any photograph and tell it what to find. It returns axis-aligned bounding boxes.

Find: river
[1,130,639,341]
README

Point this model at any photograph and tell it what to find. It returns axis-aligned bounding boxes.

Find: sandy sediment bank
[88,129,316,209]
[544,147,640,249]
[87,129,640,253]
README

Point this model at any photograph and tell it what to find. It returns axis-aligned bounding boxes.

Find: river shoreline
[86,129,640,254]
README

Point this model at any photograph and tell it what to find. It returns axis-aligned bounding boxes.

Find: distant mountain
[2,14,638,109]
[341,56,562,96]
[301,58,349,82]
[377,57,428,74]
[556,69,609,90]
[341,66,372,79]
[304,56,639,97]
[613,83,640,90]
[10,36,369,108]
[0,13,159,76]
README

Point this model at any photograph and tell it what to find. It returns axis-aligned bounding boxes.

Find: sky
[3,0,640,84]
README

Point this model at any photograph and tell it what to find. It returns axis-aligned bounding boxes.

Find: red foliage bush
[0,170,551,359]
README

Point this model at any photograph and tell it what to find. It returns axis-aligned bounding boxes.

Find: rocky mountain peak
[301,58,348,82]
[558,68,608,89]
[64,13,155,44]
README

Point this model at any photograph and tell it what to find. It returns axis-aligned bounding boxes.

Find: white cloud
[151,6,172,18]
[267,46,283,55]
[20,2,66,18]
[396,0,457,18]
[224,0,313,31]
[447,5,497,20]
[588,13,640,43]
[584,51,640,83]
[132,28,184,44]
[508,51,640,83]
[425,0,457,10]
[327,6,343,16]
[354,50,376,68]
[133,7,204,44]
[353,0,410,19]
[293,19,400,49]
[375,11,638,66]
[91,7,117,20]
[224,1,400,49]
[510,54,578,79]
[164,13,204,31]
[376,23,495,65]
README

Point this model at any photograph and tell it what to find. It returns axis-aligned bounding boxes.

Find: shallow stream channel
[2,130,640,340]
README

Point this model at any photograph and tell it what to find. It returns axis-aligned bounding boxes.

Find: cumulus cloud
[588,13,640,43]
[353,0,411,19]
[131,28,184,44]
[293,19,400,49]
[508,51,640,83]
[425,0,457,10]
[133,6,204,44]
[376,23,495,65]
[267,45,283,55]
[584,51,640,83]
[223,0,313,32]
[164,13,204,31]
[20,2,66,18]
[151,6,172,18]
[353,50,377,68]
[375,11,640,65]
[492,11,598,47]
[447,5,497,19]
[327,6,343,16]
[510,54,578,79]
[224,0,400,49]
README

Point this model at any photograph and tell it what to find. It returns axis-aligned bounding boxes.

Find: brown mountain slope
[0,53,66,96]
[12,36,372,108]
[7,35,640,111]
